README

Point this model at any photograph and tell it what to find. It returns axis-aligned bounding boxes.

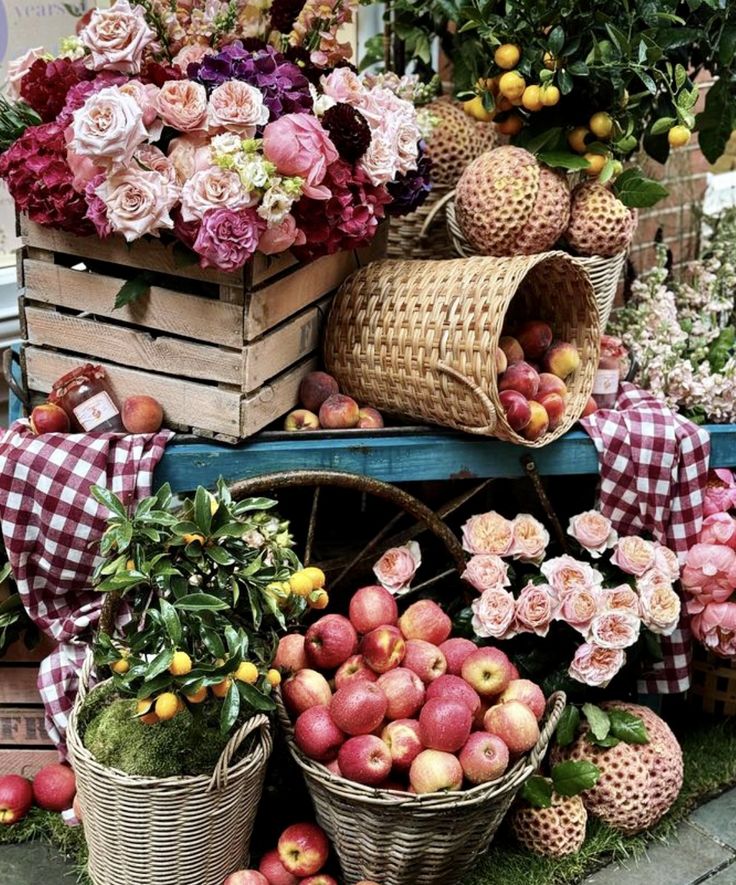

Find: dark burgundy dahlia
[321,103,372,163]
[387,143,433,217]
[270,0,307,33]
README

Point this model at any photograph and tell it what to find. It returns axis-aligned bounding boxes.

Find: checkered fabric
[0,421,172,755]
[581,382,711,693]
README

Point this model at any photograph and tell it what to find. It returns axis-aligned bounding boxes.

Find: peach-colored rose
[156,80,208,131]
[7,48,45,99]
[119,81,162,140]
[258,215,306,255]
[461,554,510,593]
[691,602,736,657]
[167,133,212,185]
[700,513,736,550]
[320,67,368,105]
[96,168,179,241]
[639,582,681,636]
[207,81,269,137]
[568,643,625,688]
[511,514,549,564]
[681,543,736,612]
[80,0,155,74]
[134,145,177,183]
[600,584,640,617]
[173,43,214,70]
[557,587,599,634]
[471,587,517,640]
[515,582,558,637]
[568,510,618,558]
[589,611,640,649]
[180,168,256,222]
[262,113,339,199]
[69,86,148,171]
[65,147,103,191]
[653,544,680,581]
[541,555,603,596]
[611,536,656,576]
[461,512,514,557]
[373,541,421,594]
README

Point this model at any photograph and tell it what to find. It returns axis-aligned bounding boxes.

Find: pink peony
[691,602,736,658]
[653,544,680,581]
[180,167,256,222]
[541,555,603,596]
[611,536,656,577]
[700,513,736,550]
[156,80,208,131]
[119,81,162,140]
[462,554,510,593]
[704,469,736,517]
[471,587,517,640]
[568,510,618,558]
[84,173,112,238]
[207,81,269,137]
[510,514,549,564]
[681,543,736,612]
[69,86,148,170]
[515,582,558,637]
[7,47,46,99]
[258,214,306,255]
[262,113,339,199]
[589,611,640,649]
[639,581,681,636]
[320,68,368,105]
[96,168,179,241]
[461,512,514,557]
[193,207,264,272]
[568,643,625,688]
[80,0,155,74]
[599,584,640,617]
[167,133,212,185]
[372,542,421,594]
[557,587,600,635]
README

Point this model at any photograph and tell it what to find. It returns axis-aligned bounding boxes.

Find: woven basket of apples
[275,586,565,885]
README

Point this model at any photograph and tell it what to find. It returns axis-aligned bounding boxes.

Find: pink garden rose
[568,643,625,688]
[461,554,510,593]
[510,514,550,564]
[589,611,640,649]
[181,168,256,222]
[207,81,269,137]
[557,587,600,635]
[611,536,656,576]
[471,587,517,640]
[167,133,212,184]
[258,215,306,255]
[96,168,179,241]
[193,207,265,272]
[119,81,162,140]
[653,544,681,581]
[156,80,208,131]
[599,584,640,617]
[80,0,155,74]
[568,510,618,558]
[373,542,421,594]
[691,602,736,658]
[69,86,148,170]
[7,48,45,99]
[541,555,603,596]
[360,132,399,187]
[262,114,339,199]
[84,173,112,238]
[134,145,176,184]
[681,543,736,612]
[515,582,558,637]
[173,43,214,70]
[461,512,514,557]
[65,146,102,191]
[704,469,736,517]
[320,68,367,105]
[700,513,736,549]
[639,582,681,636]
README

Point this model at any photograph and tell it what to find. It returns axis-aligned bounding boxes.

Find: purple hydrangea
[387,142,432,217]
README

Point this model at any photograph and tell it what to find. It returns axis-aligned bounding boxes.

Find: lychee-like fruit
[564,182,638,257]
[511,792,588,857]
[423,99,496,187]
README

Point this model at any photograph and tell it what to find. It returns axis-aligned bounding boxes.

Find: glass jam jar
[592,335,627,409]
[49,364,124,432]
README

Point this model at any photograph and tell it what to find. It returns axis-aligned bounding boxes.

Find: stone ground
[3,788,736,884]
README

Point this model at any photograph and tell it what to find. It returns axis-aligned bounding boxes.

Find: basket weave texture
[277,690,566,885]
[386,186,456,260]
[324,253,600,446]
[690,644,736,717]
[67,653,273,885]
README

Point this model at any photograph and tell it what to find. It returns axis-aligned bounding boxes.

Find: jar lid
[51,363,101,390]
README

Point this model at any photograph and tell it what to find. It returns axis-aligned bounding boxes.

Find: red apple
[224,872,268,885]
[282,669,332,716]
[438,638,477,676]
[360,625,406,674]
[377,667,425,720]
[498,679,546,721]
[274,634,308,673]
[305,615,358,670]
[537,373,568,399]
[30,402,70,435]
[294,705,345,762]
[0,775,33,825]
[301,876,338,885]
[461,647,513,697]
[32,763,76,812]
[259,849,300,885]
[357,407,384,429]
[509,662,520,681]
[498,361,540,400]
[381,719,423,771]
[278,823,330,877]
[338,735,392,786]
[516,321,553,359]
[419,697,472,753]
[499,335,524,364]
[484,700,540,755]
[334,654,378,689]
[330,682,387,735]
[403,639,447,683]
[409,749,463,794]
[499,389,532,432]
[458,732,509,785]
[349,585,398,634]
[537,392,566,431]
[425,674,481,716]
[284,409,320,432]
[473,698,491,731]
[398,599,451,645]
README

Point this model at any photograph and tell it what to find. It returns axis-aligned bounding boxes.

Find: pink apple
[329,682,387,735]
[458,732,509,785]
[398,599,452,645]
[418,697,472,752]
[381,719,423,771]
[334,654,379,689]
[425,674,481,716]
[282,669,332,717]
[278,822,330,877]
[324,758,342,777]
[461,647,513,697]
[349,585,398,634]
[409,749,463,794]
[224,872,268,885]
[439,637,478,676]
[403,639,447,683]
[377,668,425,719]
[259,850,300,885]
[338,735,392,786]
[274,634,308,673]
[301,876,339,885]
[294,705,345,762]
[508,662,520,681]
[484,700,540,755]
[360,625,406,674]
[305,615,358,670]
[498,679,546,721]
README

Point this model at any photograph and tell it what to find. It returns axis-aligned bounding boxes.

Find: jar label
[72,391,120,431]
[593,368,619,396]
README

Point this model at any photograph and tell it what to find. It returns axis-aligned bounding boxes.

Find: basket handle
[529,691,567,770]
[74,648,96,709]
[434,361,498,435]
[208,713,271,793]
[417,188,456,245]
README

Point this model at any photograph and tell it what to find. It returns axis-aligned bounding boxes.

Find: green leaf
[220,680,241,735]
[697,79,735,164]
[719,26,736,66]
[548,26,565,56]
[90,485,128,519]
[145,647,174,681]
[582,703,610,741]
[567,61,589,77]
[708,327,736,373]
[538,151,591,171]
[159,598,182,646]
[520,775,553,809]
[651,117,677,136]
[637,70,657,95]
[608,709,650,744]
[194,487,213,535]
[556,705,581,747]
[552,760,600,796]
[114,273,153,310]
[674,64,687,91]
[174,593,230,611]
[201,626,226,659]
[558,69,573,95]
[206,546,235,566]
[586,732,620,748]
[237,681,276,712]
[613,169,669,208]
[233,497,277,514]
[136,674,171,699]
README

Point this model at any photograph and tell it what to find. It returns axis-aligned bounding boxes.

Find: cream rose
[558,587,600,635]
[69,86,148,170]
[207,81,269,137]
[541,555,604,596]
[360,133,399,186]
[257,185,296,227]
[611,536,656,576]
[515,582,558,637]
[134,145,177,184]
[568,510,618,558]
[462,512,514,557]
[653,544,681,580]
[589,611,640,649]
[471,587,517,640]
[511,514,550,564]
[7,47,45,99]
[156,80,208,132]
[639,583,681,635]
[119,81,162,140]
[96,169,179,242]
[568,643,625,688]
[80,0,155,74]
[180,168,257,222]
[600,584,640,616]
[461,554,510,593]
[373,542,421,594]
[167,133,212,185]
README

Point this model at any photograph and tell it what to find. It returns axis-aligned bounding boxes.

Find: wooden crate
[18,217,388,442]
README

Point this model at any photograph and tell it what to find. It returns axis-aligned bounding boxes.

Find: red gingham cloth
[581,382,711,693]
[0,421,172,756]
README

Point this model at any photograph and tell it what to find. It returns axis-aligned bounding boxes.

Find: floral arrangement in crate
[0,0,428,278]
[458,508,681,692]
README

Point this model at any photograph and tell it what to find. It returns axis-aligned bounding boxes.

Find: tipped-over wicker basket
[324,253,600,446]
[277,690,566,885]
[67,652,273,885]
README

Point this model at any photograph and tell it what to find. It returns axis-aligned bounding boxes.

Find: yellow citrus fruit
[309,589,330,610]
[235,661,259,684]
[589,112,614,140]
[302,566,326,589]
[169,650,192,677]
[184,685,208,704]
[521,85,544,112]
[494,43,521,70]
[568,126,590,154]
[154,692,180,721]
[289,571,314,597]
[182,532,205,545]
[668,125,691,148]
[584,152,608,175]
[498,71,526,101]
[212,677,232,698]
[543,51,557,70]
[462,96,495,122]
[111,658,129,675]
[266,669,282,687]
[136,698,159,726]
[126,560,135,571]
[495,113,524,136]
[540,84,560,107]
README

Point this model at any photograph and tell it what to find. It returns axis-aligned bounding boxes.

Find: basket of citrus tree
[66,480,325,885]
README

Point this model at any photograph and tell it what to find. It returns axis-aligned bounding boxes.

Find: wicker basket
[67,653,273,885]
[689,644,736,717]
[277,690,566,885]
[386,186,455,260]
[324,253,600,446]
[446,200,626,330]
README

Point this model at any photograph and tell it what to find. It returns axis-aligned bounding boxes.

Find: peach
[398,599,452,645]
[259,850,300,885]
[30,402,70,435]
[461,647,513,697]
[278,823,330,877]
[581,396,598,417]
[274,634,308,673]
[381,718,423,770]
[349,585,398,634]
[425,674,481,716]
[522,401,550,441]
[330,681,387,735]
[305,615,358,670]
[439,637,478,676]
[377,667,425,719]
[419,697,472,752]
[122,395,163,433]
[499,335,524,364]
[334,654,378,689]
[357,407,384,429]
[338,734,392,786]
[499,389,532,432]
[403,639,447,683]
[484,699,540,755]
[360,625,406,674]
[537,392,566,431]
[498,679,546,721]
[318,394,360,429]
[284,409,320,431]
[543,341,581,379]
[282,669,332,716]
[299,371,339,412]
[516,321,553,359]
[495,347,508,375]
[294,705,345,762]
[459,732,509,785]
[537,373,568,399]
[498,361,540,400]
[409,749,463,794]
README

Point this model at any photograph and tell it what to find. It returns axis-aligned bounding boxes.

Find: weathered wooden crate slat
[0,749,59,777]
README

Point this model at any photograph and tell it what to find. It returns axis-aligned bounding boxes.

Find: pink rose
[510,514,549,564]
[167,133,211,184]
[704,469,736,517]
[258,215,306,255]
[557,587,599,635]
[84,173,112,238]
[461,512,514,557]
[653,544,680,581]
[65,146,103,191]
[320,68,368,105]
[611,536,656,577]
[639,581,681,636]
[568,510,618,558]
[96,168,179,241]
[471,587,517,640]
[461,554,510,593]
[589,611,640,649]
[181,168,256,222]
[515,582,558,637]
[568,643,625,688]
[359,133,397,187]
[69,86,148,170]
[173,44,214,70]
[600,585,640,617]
[193,207,265,272]
[80,0,155,74]
[7,48,45,100]
[700,513,736,550]
[134,145,177,184]
[156,80,208,131]
[691,602,736,658]
[541,555,603,596]
[119,81,162,140]
[263,114,339,199]
[681,543,736,611]
[207,81,269,137]
[373,542,421,594]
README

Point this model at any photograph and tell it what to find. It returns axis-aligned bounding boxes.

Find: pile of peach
[276,586,546,794]
[284,371,384,432]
